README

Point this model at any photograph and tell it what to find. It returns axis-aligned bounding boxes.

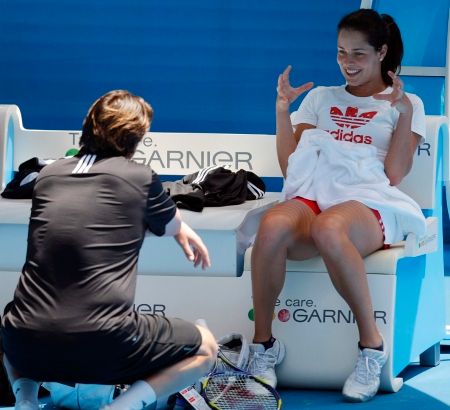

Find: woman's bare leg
[311,201,384,347]
[251,199,318,343]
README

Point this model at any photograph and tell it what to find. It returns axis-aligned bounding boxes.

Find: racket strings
[205,374,279,409]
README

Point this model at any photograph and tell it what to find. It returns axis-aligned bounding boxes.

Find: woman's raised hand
[373,71,412,114]
[277,65,314,112]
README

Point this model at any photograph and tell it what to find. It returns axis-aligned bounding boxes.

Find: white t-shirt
[290,85,426,162]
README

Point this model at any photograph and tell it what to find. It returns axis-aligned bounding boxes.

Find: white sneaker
[247,339,285,388]
[342,343,388,402]
[14,400,39,410]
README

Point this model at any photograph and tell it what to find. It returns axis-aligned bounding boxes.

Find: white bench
[0,104,447,392]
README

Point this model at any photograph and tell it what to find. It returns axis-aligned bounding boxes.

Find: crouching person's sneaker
[342,342,388,402]
[247,339,285,388]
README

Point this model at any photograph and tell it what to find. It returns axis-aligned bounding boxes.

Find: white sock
[12,377,39,405]
[106,380,157,410]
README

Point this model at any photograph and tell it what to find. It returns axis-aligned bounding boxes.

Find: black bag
[1,157,51,199]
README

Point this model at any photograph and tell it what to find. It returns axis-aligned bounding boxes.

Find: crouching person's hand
[174,222,211,269]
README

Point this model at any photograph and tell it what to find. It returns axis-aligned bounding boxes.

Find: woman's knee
[310,215,345,251]
[256,210,299,248]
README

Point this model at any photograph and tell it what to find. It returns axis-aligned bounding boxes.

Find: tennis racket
[200,345,282,410]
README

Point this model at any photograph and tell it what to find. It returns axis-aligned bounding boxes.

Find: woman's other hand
[373,71,412,114]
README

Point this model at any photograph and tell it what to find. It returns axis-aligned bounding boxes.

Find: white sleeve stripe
[148,190,166,201]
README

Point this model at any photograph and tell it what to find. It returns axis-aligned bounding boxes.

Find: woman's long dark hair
[338,9,403,86]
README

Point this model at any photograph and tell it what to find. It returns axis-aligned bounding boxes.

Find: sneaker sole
[342,393,374,403]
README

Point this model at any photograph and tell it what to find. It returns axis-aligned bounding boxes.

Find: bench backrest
[0,104,447,211]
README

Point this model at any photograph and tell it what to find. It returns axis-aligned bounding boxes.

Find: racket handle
[194,318,209,329]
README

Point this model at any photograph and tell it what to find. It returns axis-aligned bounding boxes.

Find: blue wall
[374,0,449,115]
[0,0,360,133]
[0,1,447,125]
[375,0,448,67]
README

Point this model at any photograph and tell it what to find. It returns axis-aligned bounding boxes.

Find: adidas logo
[329,129,373,144]
[330,106,377,129]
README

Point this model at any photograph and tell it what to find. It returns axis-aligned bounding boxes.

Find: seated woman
[247,8,425,403]
[1,90,218,410]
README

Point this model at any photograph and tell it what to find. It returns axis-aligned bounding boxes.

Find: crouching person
[1,90,217,410]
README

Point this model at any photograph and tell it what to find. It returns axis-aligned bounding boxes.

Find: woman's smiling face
[337,28,387,90]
